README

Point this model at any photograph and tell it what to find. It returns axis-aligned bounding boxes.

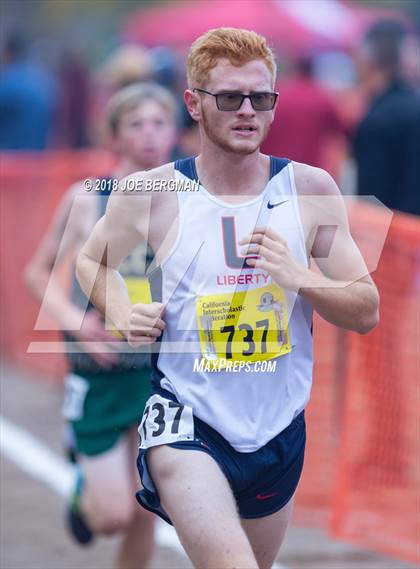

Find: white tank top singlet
[151,156,313,452]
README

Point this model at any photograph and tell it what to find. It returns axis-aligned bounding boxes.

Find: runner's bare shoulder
[292,161,339,197]
[105,162,176,239]
[107,163,175,212]
[49,180,98,244]
[291,161,347,255]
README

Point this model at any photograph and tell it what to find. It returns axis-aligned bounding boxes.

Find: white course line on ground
[0,414,287,569]
[0,415,184,554]
[0,415,74,496]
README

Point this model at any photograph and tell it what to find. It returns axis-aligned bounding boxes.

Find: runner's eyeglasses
[193,88,278,111]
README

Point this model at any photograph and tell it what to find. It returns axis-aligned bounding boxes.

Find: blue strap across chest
[174,156,290,182]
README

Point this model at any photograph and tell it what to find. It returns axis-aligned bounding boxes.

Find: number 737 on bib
[138,394,195,449]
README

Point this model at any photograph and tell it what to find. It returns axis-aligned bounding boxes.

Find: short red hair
[187,28,277,88]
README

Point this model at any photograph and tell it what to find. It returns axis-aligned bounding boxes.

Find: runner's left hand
[239,227,308,292]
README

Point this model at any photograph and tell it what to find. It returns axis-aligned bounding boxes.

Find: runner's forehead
[206,59,274,91]
[122,99,171,118]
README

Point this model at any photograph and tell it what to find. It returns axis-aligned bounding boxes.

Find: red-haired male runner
[77,28,379,569]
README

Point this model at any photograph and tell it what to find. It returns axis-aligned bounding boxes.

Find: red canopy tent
[123,0,407,54]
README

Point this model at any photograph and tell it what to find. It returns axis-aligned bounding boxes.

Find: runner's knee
[91,499,136,535]
[95,509,135,535]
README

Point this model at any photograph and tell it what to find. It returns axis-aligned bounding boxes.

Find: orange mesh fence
[294,314,341,528]
[330,205,420,564]
[0,151,114,378]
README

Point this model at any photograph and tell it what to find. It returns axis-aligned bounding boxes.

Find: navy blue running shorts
[136,388,306,524]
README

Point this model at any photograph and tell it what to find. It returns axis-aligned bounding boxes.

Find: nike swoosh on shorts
[256,492,278,500]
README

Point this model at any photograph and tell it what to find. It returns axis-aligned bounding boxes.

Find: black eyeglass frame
[193,88,278,111]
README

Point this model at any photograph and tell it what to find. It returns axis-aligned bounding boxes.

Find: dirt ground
[1,362,416,569]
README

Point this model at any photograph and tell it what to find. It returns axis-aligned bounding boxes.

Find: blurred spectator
[353,20,420,216]
[56,46,90,148]
[97,45,152,91]
[149,46,178,89]
[262,56,345,176]
[0,30,57,150]
[401,32,420,90]
[91,45,153,145]
[313,51,356,92]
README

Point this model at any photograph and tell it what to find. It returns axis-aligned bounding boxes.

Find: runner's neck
[195,151,270,197]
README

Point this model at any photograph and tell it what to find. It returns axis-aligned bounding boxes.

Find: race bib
[196,283,291,368]
[62,374,89,420]
[110,277,152,338]
[124,276,152,305]
[138,394,194,450]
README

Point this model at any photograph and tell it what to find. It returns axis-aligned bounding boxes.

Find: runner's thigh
[148,445,257,568]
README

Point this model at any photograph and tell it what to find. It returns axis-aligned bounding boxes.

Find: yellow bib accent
[124,276,152,305]
[110,277,152,338]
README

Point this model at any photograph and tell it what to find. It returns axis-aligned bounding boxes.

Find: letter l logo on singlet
[221,216,257,270]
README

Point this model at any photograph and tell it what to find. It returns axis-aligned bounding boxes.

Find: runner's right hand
[127,302,166,347]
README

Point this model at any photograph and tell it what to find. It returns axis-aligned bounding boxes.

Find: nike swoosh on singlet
[256,492,279,501]
[267,200,289,209]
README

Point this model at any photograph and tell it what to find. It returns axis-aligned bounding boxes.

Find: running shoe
[66,469,94,545]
